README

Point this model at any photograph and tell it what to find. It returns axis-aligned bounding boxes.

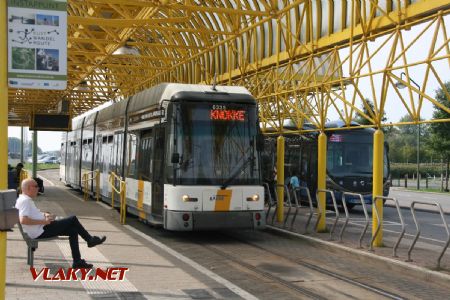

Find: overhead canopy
[6,0,450,131]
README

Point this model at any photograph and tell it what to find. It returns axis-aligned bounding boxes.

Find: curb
[266,225,450,288]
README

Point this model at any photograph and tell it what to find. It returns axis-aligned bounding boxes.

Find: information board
[7,0,67,90]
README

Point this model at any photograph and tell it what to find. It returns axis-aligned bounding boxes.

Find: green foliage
[354,98,387,125]
[429,82,450,161]
[7,137,43,156]
[390,163,442,178]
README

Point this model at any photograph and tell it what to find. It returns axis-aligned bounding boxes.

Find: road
[346,188,450,245]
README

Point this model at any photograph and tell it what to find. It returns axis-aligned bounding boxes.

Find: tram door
[151,125,165,216]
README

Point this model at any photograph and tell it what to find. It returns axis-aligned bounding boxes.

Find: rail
[340,192,368,248]
[407,201,450,269]
[81,170,100,202]
[108,172,127,225]
[292,186,316,233]
[316,189,339,239]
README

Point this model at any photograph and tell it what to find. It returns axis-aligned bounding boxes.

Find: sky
[7,16,449,152]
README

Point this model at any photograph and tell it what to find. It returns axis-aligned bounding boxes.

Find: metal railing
[108,172,127,225]
[340,192,368,248]
[407,201,450,269]
[316,189,339,239]
[369,196,405,257]
[282,184,294,228]
[81,170,100,202]
[263,183,276,224]
[271,183,283,225]
[292,186,317,233]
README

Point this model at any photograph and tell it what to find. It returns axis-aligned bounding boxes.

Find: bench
[17,222,67,267]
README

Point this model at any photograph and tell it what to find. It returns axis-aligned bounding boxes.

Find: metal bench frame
[17,222,66,267]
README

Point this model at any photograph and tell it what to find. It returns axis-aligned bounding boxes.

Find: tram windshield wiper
[221,154,255,189]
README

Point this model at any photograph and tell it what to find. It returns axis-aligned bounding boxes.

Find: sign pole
[1,0,9,297]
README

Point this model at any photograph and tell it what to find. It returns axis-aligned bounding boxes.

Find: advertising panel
[7,0,67,90]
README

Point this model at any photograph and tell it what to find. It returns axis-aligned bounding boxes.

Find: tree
[354,98,387,125]
[8,137,21,154]
[429,82,450,191]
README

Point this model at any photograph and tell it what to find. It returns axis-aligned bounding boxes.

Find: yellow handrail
[108,172,127,225]
[81,170,100,202]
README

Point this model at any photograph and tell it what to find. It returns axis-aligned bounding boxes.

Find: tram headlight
[182,195,198,202]
[246,194,259,201]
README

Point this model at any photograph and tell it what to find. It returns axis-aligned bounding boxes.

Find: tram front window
[170,101,261,185]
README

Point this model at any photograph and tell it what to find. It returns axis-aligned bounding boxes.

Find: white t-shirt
[15,194,45,239]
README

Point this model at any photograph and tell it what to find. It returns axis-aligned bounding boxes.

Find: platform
[5,173,252,300]
[4,170,450,299]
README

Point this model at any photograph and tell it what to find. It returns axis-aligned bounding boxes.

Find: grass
[24,163,60,171]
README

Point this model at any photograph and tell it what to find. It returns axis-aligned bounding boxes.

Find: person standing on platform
[15,178,106,268]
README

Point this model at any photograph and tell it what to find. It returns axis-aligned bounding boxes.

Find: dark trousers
[37,216,92,262]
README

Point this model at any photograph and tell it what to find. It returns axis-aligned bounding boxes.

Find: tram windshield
[327,132,389,178]
[169,101,261,185]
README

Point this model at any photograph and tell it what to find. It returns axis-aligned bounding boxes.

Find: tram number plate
[210,195,225,201]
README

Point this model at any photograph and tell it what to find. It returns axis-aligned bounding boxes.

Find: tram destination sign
[7,0,67,90]
[129,108,165,124]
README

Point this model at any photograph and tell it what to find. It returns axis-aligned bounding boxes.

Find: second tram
[60,83,265,230]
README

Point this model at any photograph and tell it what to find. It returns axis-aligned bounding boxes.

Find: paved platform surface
[5,175,252,300]
[4,170,450,299]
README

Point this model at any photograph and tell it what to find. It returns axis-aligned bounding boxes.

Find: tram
[262,121,390,210]
[60,83,265,230]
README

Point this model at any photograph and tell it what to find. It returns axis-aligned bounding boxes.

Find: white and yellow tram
[60,83,265,230]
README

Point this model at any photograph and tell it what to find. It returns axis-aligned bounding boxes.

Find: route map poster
[7,0,67,90]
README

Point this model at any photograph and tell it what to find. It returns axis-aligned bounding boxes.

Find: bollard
[404,174,408,188]
[426,176,428,189]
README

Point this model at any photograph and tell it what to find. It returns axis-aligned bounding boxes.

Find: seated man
[15,178,106,268]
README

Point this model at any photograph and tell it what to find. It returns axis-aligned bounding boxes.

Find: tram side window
[138,132,153,181]
[94,136,102,172]
[108,135,114,172]
[126,133,137,178]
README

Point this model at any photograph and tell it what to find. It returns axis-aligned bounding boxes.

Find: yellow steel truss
[6,0,450,131]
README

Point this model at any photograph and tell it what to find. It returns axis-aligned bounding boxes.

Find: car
[38,156,59,164]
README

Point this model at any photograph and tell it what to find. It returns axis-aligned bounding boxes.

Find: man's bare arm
[20,216,51,225]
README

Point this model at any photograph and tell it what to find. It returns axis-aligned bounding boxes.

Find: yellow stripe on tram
[214,189,232,211]
[137,180,146,219]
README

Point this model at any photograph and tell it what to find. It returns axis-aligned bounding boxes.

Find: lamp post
[395,72,421,190]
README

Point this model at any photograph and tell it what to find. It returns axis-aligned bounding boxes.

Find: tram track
[202,243,328,300]
[155,226,407,300]
[219,230,405,300]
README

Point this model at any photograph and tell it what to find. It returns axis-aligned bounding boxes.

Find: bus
[262,121,390,210]
[60,83,265,230]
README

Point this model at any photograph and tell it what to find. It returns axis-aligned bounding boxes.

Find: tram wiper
[221,155,255,190]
